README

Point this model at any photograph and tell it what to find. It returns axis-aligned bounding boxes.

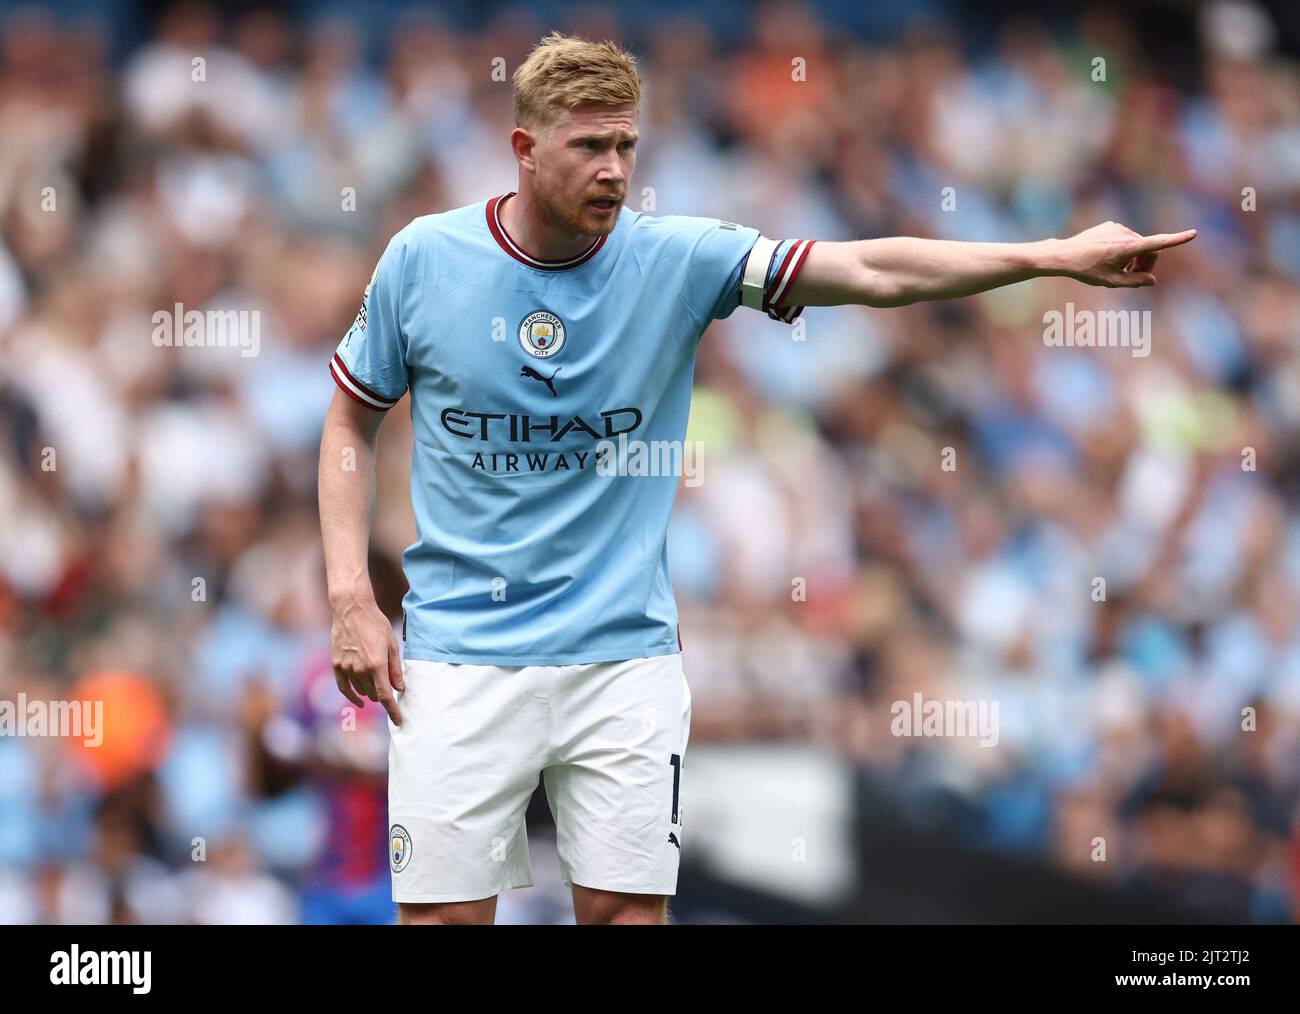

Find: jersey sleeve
[676,217,817,325]
[329,236,410,411]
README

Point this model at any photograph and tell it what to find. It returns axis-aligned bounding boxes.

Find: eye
[619,140,635,152]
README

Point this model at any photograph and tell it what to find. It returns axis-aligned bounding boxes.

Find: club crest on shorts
[390,824,412,873]
[518,309,566,358]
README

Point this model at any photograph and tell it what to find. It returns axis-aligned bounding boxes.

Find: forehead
[553,102,638,136]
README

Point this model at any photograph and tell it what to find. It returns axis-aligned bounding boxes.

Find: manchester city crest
[518,309,566,358]
[390,823,412,873]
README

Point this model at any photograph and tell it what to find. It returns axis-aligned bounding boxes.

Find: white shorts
[387,652,692,903]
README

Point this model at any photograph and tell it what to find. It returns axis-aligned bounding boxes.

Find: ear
[512,126,537,173]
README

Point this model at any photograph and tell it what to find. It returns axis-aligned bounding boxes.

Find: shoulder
[387,201,485,252]
[625,208,751,244]
[621,205,759,260]
[371,201,487,282]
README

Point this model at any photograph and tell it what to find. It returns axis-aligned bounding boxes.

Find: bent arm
[785,222,1197,309]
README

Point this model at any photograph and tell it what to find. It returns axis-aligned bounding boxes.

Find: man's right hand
[330,593,405,726]
[1051,221,1197,288]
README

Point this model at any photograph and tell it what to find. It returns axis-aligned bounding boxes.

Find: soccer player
[317,32,1196,925]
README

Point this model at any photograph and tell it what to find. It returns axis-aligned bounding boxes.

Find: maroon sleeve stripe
[329,355,398,411]
[331,354,395,404]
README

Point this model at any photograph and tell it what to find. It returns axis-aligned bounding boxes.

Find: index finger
[372,669,403,727]
[1133,229,1197,253]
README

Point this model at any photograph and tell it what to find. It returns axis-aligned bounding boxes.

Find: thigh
[389,659,548,903]
[545,653,692,897]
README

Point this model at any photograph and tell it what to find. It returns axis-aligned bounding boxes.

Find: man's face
[527,102,638,237]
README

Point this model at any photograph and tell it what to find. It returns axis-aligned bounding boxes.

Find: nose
[596,152,625,184]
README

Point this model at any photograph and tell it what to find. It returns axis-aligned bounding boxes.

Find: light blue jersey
[330,192,815,665]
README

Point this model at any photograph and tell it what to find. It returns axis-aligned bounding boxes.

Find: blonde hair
[513,31,642,132]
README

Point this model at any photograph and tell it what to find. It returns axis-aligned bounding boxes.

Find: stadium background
[0,0,1298,924]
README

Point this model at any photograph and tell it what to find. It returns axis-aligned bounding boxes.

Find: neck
[498,188,598,262]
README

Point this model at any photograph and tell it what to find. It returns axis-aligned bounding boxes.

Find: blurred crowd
[0,0,1298,924]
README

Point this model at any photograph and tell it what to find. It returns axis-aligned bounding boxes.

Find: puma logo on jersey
[520,365,560,396]
[667,832,680,849]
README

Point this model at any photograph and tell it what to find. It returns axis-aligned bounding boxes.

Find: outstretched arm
[784,221,1198,309]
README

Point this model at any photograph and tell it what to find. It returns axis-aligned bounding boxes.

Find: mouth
[588,196,621,213]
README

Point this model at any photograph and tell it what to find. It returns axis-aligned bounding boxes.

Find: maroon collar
[485,193,608,270]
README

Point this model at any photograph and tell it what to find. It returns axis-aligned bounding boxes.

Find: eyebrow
[569,132,639,144]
